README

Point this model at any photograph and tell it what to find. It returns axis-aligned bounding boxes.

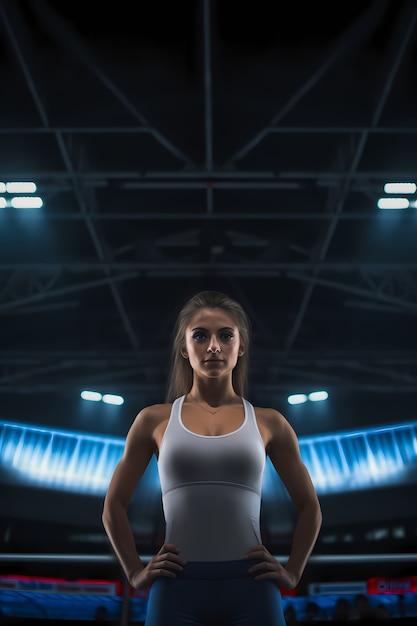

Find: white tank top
[157,395,266,561]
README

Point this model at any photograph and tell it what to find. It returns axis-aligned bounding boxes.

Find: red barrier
[368,576,417,594]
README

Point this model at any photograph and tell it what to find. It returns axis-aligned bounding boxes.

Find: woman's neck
[188,380,238,406]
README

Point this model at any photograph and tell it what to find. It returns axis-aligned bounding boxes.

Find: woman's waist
[164,506,262,561]
[175,559,263,580]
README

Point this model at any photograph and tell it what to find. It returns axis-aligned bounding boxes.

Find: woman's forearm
[102,500,144,584]
[285,499,322,585]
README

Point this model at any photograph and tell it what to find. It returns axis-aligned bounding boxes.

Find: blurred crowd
[284,593,399,623]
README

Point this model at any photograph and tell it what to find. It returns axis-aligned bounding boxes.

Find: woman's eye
[191,332,234,341]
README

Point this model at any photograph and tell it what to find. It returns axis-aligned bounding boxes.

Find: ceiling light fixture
[383,182,416,194]
[308,391,329,402]
[103,394,124,406]
[288,390,329,405]
[0,181,43,209]
[81,390,102,402]
[11,197,43,209]
[377,198,409,210]
[6,182,37,193]
[288,394,308,405]
[80,390,125,405]
[378,181,416,211]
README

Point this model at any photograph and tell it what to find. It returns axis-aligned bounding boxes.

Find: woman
[102,290,322,625]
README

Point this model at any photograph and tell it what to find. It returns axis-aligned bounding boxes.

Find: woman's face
[182,307,244,381]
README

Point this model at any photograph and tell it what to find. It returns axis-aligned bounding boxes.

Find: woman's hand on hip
[130,544,186,590]
[245,545,298,589]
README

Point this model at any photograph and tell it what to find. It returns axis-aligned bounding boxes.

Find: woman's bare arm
[246,409,322,588]
[102,405,186,588]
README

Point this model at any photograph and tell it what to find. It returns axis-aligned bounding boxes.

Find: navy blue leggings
[145,559,286,626]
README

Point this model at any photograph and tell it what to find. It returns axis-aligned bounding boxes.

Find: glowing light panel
[298,422,417,493]
[0,420,416,497]
[0,422,124,494]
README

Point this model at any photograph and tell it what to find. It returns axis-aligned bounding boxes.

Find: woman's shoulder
[132,403,175,450]
[252,405,291,432]
[252,404,286,420]
[125,403,171,443]
[135,402,173,424]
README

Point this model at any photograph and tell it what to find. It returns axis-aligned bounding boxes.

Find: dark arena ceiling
[0,0,417,563]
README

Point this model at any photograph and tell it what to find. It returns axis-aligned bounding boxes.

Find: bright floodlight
[81,390,102,402]
[11,197,43,209]
[103,394,124,406]
[384,182,416,194]
[288,394,308,405]
[0,183,5,193]
[0,198,6,209]
[6,182,37,193]
[308,391,329,402]
[377,198,409,210]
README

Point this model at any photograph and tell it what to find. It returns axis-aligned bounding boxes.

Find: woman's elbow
[101,497,111,530]
[102,493,118,529]
[301,494,322,529]
[312,496,323,530]
[102,493,127,528]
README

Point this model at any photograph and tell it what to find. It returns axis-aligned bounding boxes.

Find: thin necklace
[189,393,237,415]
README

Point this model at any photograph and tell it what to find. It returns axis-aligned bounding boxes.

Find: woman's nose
[207,337,220,353]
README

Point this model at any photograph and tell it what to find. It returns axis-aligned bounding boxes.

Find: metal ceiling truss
[0,0,416,398]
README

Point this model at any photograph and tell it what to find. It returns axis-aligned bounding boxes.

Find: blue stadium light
[81,390,102,402]
[288,393,308,405]
[308,391,329,402]
[102,394,124,406]
[0,421,124,494]
[1,420,416,497]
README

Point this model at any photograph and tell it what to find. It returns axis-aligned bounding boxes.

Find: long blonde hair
[165,291,251,402]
